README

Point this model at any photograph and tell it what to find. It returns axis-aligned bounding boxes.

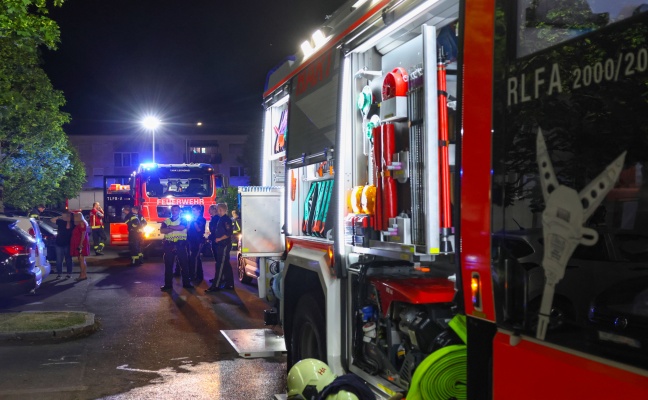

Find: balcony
[187,152,222,164]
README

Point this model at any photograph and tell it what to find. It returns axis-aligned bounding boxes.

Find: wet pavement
[0,247,286,399]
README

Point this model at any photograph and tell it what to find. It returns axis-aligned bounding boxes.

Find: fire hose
[406,314,467,400]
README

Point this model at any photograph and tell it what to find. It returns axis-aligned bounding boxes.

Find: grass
[0,312,86,332]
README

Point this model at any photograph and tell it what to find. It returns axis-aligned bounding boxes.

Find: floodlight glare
[301,41,314,57]
[312,30,327,47]
[142,116,161,130]
[141,115,161,163]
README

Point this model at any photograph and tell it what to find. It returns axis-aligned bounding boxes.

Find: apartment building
[67,132,250,189]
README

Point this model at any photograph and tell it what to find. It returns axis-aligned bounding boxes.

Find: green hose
[406,315,468,400]
[406,345,467,400]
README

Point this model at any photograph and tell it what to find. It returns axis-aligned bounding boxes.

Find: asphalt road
[0,247,286,400]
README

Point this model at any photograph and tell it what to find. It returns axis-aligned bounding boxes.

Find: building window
[114,152,139,167]
[230,166,246,177]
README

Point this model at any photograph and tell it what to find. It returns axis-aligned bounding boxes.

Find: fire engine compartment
[257,0,466,395]
[282,0,462,390]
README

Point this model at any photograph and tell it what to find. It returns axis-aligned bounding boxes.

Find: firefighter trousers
[129,233,143,264]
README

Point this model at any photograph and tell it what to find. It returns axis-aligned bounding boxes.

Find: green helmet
[287,358,336,399]
[325,390,360,400]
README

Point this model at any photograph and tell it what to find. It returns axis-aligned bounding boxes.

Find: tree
[0,0,63,50]
[0,0,80,211]
[218,187,239,215]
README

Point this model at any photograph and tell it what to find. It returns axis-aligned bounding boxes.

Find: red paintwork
[369,277,455,316]
[460,0,496,322]
[461,0,648,395]
[263,0,392,98]
[493,332,648,398]
[109,223,129,246]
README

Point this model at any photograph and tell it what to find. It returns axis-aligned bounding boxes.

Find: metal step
[220,328,287,359]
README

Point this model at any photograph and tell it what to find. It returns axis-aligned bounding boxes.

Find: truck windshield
[144,172,213,198]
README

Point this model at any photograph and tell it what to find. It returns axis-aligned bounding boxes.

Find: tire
[290,293,327,366]
[238,254,253,284]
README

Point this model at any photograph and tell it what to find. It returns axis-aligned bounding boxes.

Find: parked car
[493,228,648,332]
[37,220,58,262]
[0,213,51,282]
[0,217,39,297]
[588,276,648,363]
[38,209,63,230]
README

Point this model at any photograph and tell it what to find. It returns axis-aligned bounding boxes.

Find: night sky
[43,0,348,137]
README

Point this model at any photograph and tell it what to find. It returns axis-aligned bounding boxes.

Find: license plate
[598,331,641,349]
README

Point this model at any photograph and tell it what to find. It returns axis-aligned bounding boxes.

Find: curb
[0,312,99,342]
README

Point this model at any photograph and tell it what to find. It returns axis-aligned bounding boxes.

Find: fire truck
[240,0,648,398]
[110,163,220,247]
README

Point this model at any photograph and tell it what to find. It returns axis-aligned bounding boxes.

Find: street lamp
[141,116,161,163]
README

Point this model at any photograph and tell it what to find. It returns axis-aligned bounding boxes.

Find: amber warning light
[471,272,482,310]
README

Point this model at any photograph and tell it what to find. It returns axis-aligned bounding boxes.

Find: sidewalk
[0,246,127,342]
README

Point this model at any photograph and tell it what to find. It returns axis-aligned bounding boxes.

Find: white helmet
[287,358,336,399]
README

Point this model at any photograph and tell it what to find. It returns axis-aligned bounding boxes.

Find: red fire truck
[241,0,648,398]
[110,163,220,247]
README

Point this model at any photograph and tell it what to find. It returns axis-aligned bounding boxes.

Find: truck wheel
[238,254,252,284]
[290,293,326,365]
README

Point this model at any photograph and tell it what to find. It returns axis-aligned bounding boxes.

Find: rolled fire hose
[406,315,467,400]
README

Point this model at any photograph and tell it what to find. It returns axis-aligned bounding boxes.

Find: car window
[0,222,35,245]
[0,224,21,245]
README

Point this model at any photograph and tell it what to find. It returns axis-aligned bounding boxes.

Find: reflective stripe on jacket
[163,217,187,242]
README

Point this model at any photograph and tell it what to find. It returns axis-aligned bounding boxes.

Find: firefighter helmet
[287,358,336,399]
[324,390,359,400]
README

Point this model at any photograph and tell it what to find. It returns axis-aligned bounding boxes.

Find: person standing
[89,202,107,255]
[187,204,206,283]
[29,204,45,219]
[206,204,220,282]
[51,210,75,279]
[160,204,191,291]
[70,212,90,281]
[121,205,131,223]
[205,203,234,292]
[231,209,242,249]
[126,205,146,266]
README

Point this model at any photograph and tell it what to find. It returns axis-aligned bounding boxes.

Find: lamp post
[141,116,161,163]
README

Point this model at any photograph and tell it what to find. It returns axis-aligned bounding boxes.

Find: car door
[26,218,51,280]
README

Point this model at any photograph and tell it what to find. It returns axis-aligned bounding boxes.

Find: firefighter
[125,205,146,265]
[159,204,191,291]
[205,202,234,292]
[29,204,45,219]
[231,209,241,249]
[89,202,107,255]
[187,204,206,283]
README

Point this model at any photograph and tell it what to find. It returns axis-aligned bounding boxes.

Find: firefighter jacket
[126,212,146,234]
[90,208,104,228]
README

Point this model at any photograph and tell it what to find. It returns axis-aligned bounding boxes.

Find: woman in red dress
[70,212,90,280]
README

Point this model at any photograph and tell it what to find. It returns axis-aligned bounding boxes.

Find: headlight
[143,225,155,235]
